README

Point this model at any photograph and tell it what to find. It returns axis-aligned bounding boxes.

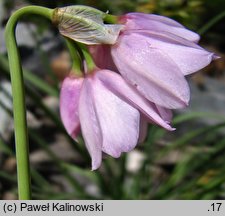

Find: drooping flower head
[60,69,174,170]
[56,6,218,169]
[89,12,218,109]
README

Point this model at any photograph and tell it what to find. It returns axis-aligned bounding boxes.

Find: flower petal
[89,45,118,71]
[111,33,190,109]
[133,30,217,75]
[154,105,173,123]
[95,70,174,130]
[123,13,200,42]
[60,76,83,139]
[92,74,140,158]
[138,115,148,143]
[79,79,102,170]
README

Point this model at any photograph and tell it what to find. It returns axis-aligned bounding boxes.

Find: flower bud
[53,5,123,45]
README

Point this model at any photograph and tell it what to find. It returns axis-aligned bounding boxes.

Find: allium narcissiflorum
[58,8,218,169]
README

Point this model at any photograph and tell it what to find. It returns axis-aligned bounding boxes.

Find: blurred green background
[0,0,225,200]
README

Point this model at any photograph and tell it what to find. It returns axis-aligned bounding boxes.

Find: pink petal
[111,33,190,109]
[78,79,102,170]
[133,30,216,75]
[92,74,140,158]
[60,76,83,139]
[95,70,174,130]
[126,13,184,27]
[123,13,200,42]
[138,115,148,143]
[154,105,173,123]
[89,45,118,71]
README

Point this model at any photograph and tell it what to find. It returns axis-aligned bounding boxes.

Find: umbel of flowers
[5,4,219,200]
[53,6,218,170]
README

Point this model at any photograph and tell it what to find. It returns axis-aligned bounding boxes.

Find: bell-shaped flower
[60,69,173,170]
[89,13,218,109]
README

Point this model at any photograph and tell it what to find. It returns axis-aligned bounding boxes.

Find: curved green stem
[5,6,53,200]
[77,42,96,72]
[198,10,225,35]
[64,37,83,76]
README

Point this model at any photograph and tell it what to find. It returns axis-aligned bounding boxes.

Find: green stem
[77,43,96,72]
[4,6,53,200]
[64,37,83,76]
[198,10,225,35]
[103,14,119,24]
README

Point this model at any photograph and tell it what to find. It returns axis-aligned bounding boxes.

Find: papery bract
[54,5,124,45]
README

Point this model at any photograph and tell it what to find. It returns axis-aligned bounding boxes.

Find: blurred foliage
[2,0,225,29]
[1,0,225,200]
[3,0,225,30]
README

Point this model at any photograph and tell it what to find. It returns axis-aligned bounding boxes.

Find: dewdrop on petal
[53,5,124,45]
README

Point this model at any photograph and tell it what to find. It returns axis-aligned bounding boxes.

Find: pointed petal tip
[91,167,97,171]
[164,98,189,109]
[113,152,122,158]
[213,54,221,60]
[91,160,101,171]
[69,130,80,140]
[184,100,189,107]
[176,96,190,109]
[163,120,176,131]
[165,124,176,131]
[102,147,122,158]
[170,127,176,131]
[193,37,200,43]
[71,131,80,141]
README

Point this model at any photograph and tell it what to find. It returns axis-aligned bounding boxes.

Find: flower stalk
[103,14,119,24]
[77,42,96,72]
[5,6,53,200]
[64,37,83,76]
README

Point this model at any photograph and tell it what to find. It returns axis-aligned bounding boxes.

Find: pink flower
[60,69,173,170]
[89,13,218,109]
[120,13,200,42]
